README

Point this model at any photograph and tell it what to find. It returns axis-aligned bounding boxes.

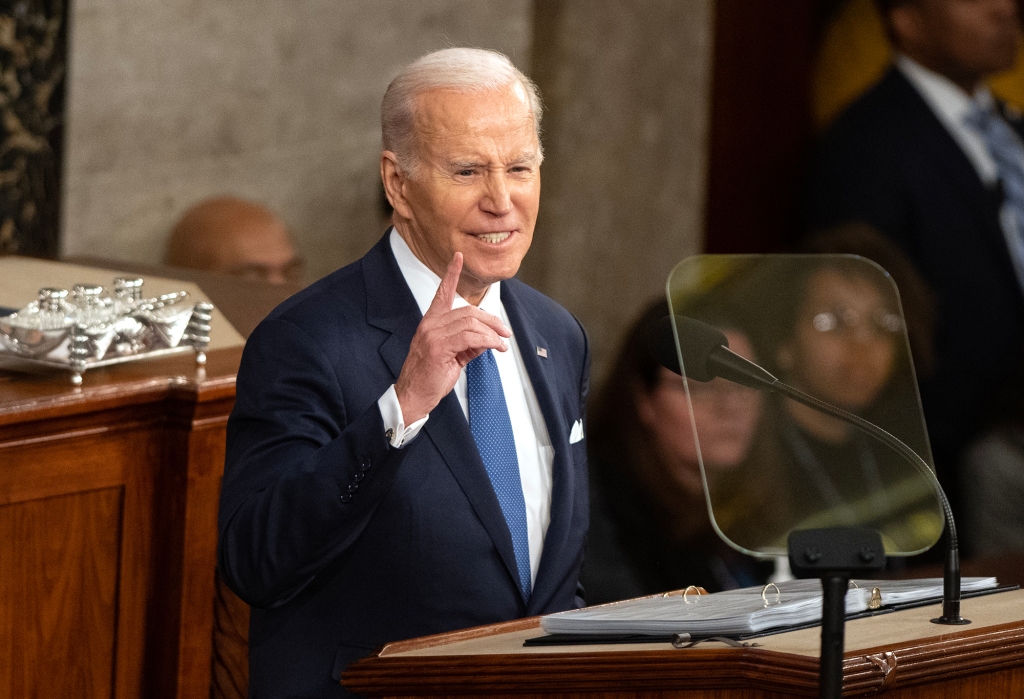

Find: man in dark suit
[803,0,1024,524]
[218,48,590,698]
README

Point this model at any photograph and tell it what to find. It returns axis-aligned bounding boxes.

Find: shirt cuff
[377,384,428,448]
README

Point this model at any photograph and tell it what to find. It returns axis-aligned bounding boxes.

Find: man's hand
[395,253,512,423]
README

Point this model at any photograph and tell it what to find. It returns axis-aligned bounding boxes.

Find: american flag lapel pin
[536,346,548,358]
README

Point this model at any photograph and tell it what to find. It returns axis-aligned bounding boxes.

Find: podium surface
[344,589,1024,697]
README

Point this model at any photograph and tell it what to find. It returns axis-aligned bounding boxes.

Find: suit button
[360,459,371,472]
[340,493,352,503]
[353,472,365,482]
[347,483,359,493]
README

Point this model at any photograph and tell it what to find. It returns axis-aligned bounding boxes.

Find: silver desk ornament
[0,277,214,384]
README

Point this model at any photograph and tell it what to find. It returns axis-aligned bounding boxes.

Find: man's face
[384,84,541,304]
[216,220,304,285]
[893,0,1020,88]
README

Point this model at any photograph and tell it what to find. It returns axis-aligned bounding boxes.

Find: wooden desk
[0,341,241,699]
[344,589,1024,697]
[0,256,309,698]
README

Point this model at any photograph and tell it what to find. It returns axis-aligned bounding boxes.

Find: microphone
[649,315,777,389]
[650,314,966,625]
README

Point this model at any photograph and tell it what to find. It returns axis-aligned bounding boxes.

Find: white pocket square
[569,419,585,444]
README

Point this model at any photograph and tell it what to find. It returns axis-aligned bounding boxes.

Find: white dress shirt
[897,54,1024,285]
[376,229,553,584]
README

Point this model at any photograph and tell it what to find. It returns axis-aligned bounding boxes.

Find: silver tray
[0,300,214,385]
[0,345,197,378]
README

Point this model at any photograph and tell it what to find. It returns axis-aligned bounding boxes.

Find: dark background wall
[703,0,818,255]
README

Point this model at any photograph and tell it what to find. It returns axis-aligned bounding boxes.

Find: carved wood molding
[843,619,1024,694]
[864,650,898,692]
[0,347,241,429]
[347,646,820,696]
[345,616,1024,697]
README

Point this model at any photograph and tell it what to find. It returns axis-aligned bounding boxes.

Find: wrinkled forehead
[411,85,539,152]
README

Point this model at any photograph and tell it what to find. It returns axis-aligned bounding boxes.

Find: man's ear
[380,151,415,220]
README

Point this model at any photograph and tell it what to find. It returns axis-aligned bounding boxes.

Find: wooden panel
[145,401,235,699]
[0,409,174,699]
[0,487,123,699]
[0,420,145,507]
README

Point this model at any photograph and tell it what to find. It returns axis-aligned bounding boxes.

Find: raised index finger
[426,252,462,317]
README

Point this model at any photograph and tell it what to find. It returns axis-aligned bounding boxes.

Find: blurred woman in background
[580,300,774,605]
[760,252,942,551]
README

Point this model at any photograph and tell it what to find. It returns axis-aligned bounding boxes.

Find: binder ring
[761,582,781,607]
[682,585,703,603]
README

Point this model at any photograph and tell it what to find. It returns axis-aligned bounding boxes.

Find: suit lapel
[364,234,420,377]
[364,234,524,601]
[501,280,576,614]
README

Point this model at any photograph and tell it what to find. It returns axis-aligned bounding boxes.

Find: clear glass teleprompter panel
[666,255,944,557]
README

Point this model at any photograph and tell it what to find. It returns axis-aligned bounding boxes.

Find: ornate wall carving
[0,0,65,257]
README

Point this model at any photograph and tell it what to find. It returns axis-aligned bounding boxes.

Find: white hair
[381,48,543,174]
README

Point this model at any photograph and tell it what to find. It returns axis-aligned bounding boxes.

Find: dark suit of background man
[217,48,590,698]
[803,0,1024,531]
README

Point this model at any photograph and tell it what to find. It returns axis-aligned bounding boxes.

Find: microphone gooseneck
[654,315,966,625]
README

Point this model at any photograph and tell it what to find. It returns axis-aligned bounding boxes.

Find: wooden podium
[0,346,242,699]
[343,589,1024,697]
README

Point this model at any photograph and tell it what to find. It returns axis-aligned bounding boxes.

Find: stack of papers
[540,577,998,637]
[855,576,997,604]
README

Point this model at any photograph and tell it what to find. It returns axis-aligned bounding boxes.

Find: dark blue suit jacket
[803,67,1024,507]
[218,233,590,698]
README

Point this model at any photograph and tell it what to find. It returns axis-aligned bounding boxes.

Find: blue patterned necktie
[466,349,532,600]
[965,101,1024,295]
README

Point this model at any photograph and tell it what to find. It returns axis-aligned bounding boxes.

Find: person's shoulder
[819,67,923,146]
[809,67,925,186]
[251,237,394,349]
[1000,101,1024,139]
[266,258,365,326]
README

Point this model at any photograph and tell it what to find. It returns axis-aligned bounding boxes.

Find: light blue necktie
[466,349,532,600]
[965,101,1024,295]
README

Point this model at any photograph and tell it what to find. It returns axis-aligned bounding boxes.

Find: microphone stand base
[931,615,971,625]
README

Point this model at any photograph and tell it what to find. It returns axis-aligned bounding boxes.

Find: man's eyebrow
[446,153,540,170]
[448,159,485,170]
[509,152,539,165]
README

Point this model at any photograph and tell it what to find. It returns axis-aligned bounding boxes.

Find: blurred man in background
[803,0,1024,538]
[164,196,304,285]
